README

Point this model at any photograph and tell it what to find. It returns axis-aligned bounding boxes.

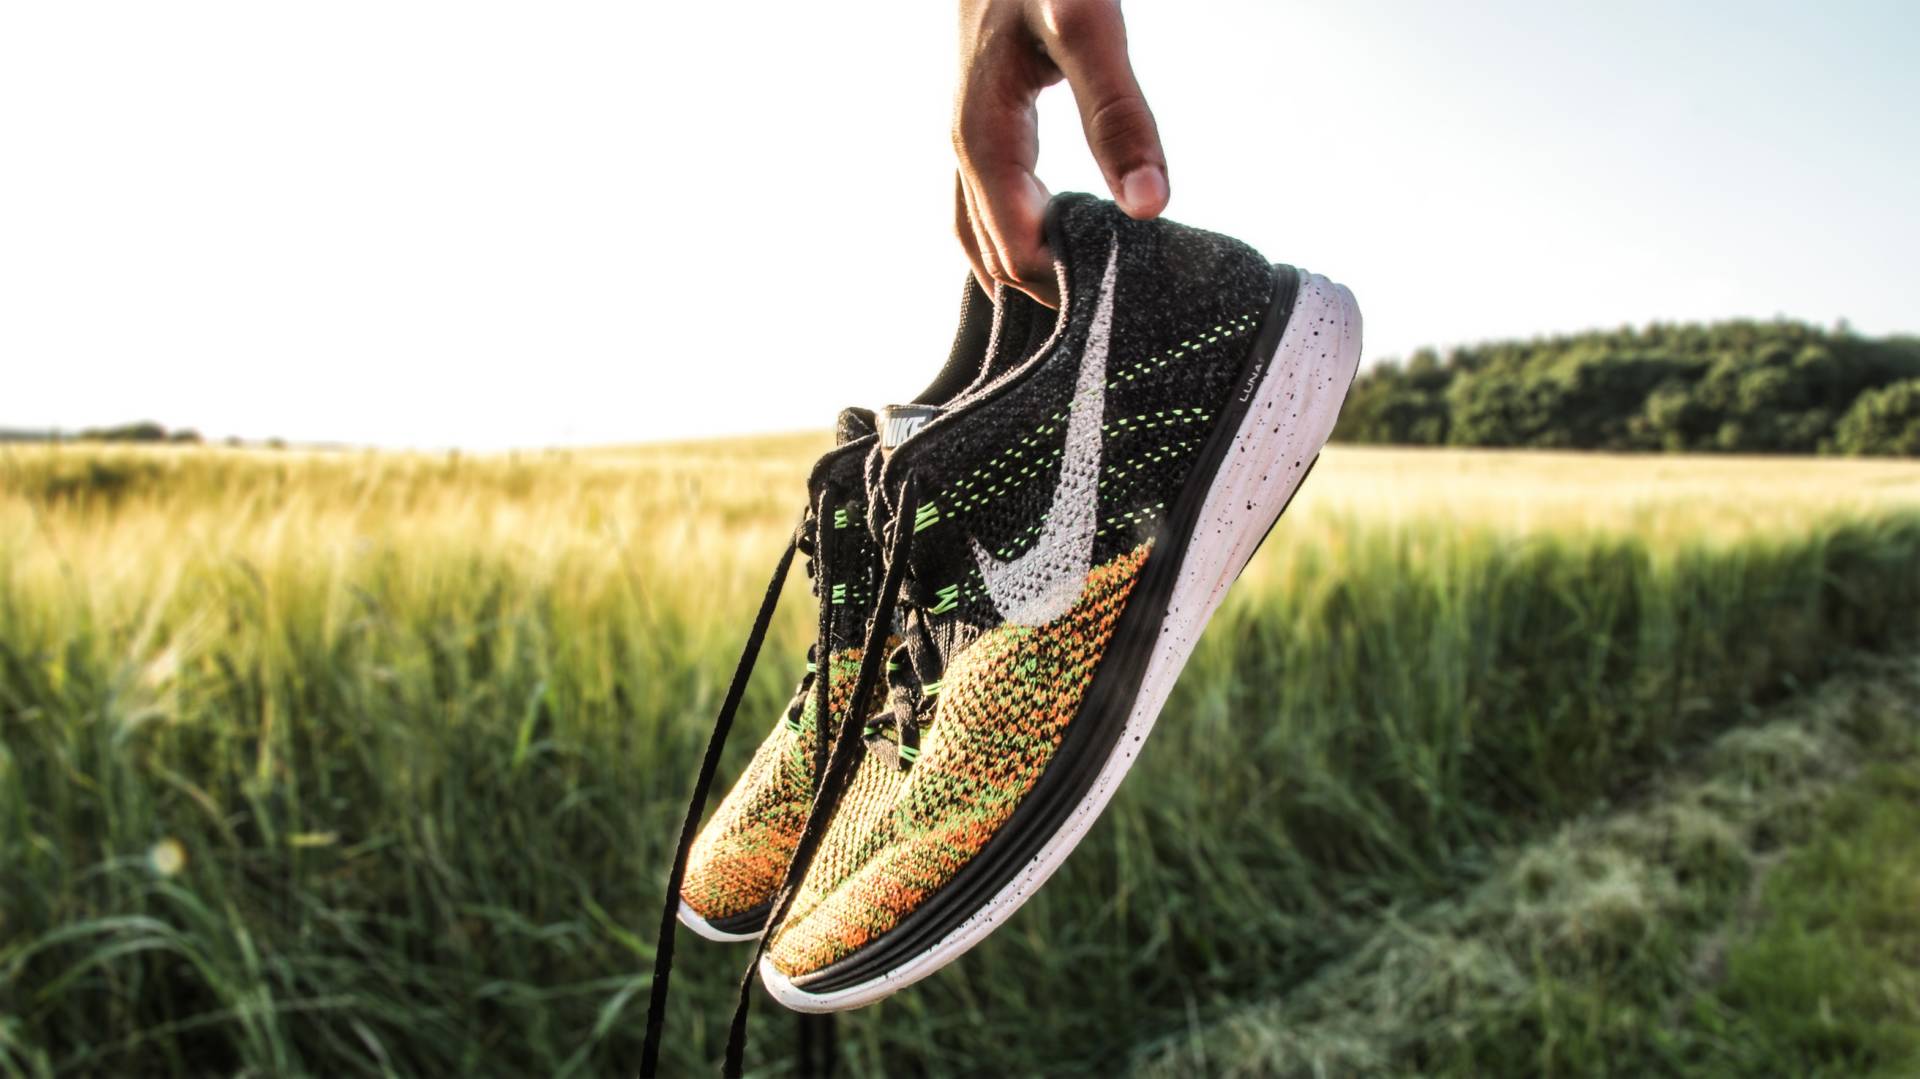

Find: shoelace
[864,579,948,772]
[642,476,935,1076]
[711,476,930,1076]
[640,479,846,1077]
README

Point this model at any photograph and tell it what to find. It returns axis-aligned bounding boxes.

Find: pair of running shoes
[643,193,1361,1069]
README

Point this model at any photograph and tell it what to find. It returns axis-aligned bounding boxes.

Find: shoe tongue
[835,407,877,445]
[877,403,941,452]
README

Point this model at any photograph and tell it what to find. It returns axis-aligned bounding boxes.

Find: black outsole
[795,264,1306,994]
[701,901,772,938]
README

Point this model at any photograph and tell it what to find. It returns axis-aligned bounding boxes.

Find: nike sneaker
[674,279,1056,941]
[752,193,1363,1011]
[641,278,1059,1074]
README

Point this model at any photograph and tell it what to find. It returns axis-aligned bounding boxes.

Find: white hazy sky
[3,2,1915,448]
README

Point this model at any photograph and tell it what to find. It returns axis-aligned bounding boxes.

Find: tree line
[1332,320,1920,455]
[0,422,204,444]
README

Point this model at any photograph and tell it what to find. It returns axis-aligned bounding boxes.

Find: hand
[953,0,1167,307]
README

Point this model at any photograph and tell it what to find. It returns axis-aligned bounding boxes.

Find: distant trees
[1834,380,1920,456]
[88,421,170,442]
[1334,321,1920,455]
[0,422,209,444]
[72,421,203,444]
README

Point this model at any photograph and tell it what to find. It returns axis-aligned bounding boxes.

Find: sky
[3,1,1916,448]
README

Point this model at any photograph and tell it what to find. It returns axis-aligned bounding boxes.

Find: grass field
[3,441,1920,1076]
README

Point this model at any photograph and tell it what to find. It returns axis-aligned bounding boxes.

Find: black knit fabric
[805,428,883,648]
[911,279,995,406]
[833,407,875,446]
[872,193,1278,634]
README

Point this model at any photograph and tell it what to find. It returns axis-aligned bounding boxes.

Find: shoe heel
[1168,271,1362,631]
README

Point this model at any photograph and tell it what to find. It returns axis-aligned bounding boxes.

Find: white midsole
[677,898,764,943]
[762,273,1363,1011]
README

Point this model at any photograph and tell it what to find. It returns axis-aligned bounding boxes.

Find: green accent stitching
[928,584,960,615]
[785,694,819,734]
[914,310,1251,537]
[1104,311,1256,390]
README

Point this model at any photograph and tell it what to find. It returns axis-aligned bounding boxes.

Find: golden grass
[8,438,1914,676]
[11,440,1919,563]
[6,439,1915,637]
[1294,445,1920,535]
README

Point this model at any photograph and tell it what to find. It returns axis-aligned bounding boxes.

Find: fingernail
[1118,167,1168,217]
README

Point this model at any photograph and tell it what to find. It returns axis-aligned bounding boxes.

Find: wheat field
[3,441,1919,1075]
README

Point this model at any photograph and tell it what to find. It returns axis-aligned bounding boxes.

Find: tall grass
[2,443,1919,1075]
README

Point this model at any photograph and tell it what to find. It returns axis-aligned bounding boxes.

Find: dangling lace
[794,1011,837,1078]
[807,496,838,784]
[640,482,842,1078]
[718,477,930,1076]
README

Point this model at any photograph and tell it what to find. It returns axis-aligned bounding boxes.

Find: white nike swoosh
[970,240,1120,626]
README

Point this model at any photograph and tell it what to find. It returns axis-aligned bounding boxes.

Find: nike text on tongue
[878,405,941,451]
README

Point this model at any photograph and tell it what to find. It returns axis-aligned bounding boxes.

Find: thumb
[1036,1,1167,218]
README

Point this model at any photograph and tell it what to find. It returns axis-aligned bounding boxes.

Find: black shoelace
[711,476,930,1076]
[642,476,940,1076]
[640,479,846,1077]
[865,569,949,772]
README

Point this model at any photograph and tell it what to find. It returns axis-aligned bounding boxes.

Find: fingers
[958,151,1057,308]
[952,9,1062,306]
[953,173,992,297]
[1032,0,1167,219]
